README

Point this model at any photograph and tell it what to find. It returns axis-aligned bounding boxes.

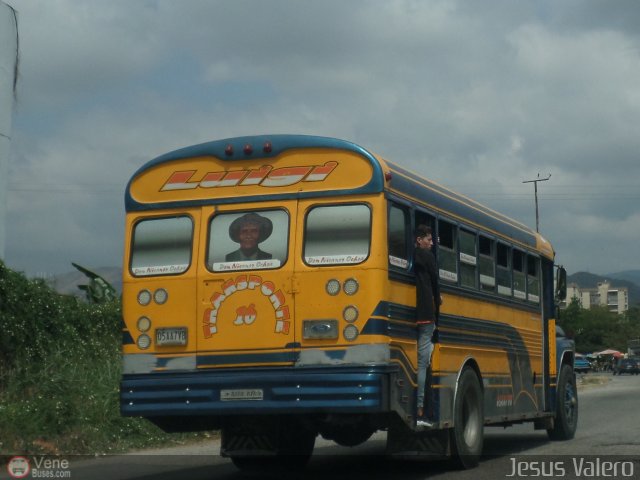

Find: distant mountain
[606,270,640,287]
[51,267,122,297]
[567,271,640,307]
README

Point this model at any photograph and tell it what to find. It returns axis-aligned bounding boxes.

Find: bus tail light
[326,279,341,296]
[343,306,359,323]
[137,333,151,350]
[137,316,151,332]
[343,324,359,342]
[137,289,152,306]
[153,288,168,305]
[343,278,359,295]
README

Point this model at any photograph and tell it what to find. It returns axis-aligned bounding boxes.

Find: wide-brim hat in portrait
[229,213,273,243]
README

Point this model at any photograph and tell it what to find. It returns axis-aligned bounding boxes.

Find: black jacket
[414,247,440,322]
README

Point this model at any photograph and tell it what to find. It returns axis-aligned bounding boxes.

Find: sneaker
[416,419,433,428]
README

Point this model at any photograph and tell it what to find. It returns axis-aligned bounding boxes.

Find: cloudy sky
[5,0,640,277]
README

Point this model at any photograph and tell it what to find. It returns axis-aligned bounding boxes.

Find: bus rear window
[304,204,371,266]
[130,216,193,276]
[207,210,289,272]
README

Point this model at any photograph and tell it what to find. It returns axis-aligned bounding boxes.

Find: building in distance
[565,280,629,315]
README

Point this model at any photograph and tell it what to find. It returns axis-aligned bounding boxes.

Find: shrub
[0,261,202,454]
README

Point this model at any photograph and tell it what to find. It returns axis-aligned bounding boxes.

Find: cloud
[5,0,640,276]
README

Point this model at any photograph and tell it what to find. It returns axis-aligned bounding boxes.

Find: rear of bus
[120,135,407,459]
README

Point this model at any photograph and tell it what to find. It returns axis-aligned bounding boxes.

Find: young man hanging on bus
[414,224,441,427]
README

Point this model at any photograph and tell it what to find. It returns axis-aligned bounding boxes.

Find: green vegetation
[559,297,640,354]
[0,261,203,455]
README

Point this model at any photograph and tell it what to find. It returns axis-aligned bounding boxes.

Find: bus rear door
[196,202,299,369]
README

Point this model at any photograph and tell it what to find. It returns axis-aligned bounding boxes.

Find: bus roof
[125,134,553,258]
[381,160,553,258]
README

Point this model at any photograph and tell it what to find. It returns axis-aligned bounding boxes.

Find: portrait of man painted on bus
[225,213,274,261]
[208,210,288,271]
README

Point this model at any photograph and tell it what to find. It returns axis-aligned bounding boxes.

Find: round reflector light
[343,278,359,296]
[326,279,341,296]
[343,325,359,342]
[137,289,152,306]
[154,288,168,305]
[137,334,151,350]
[343,306,359,323]
[137,316,151,332]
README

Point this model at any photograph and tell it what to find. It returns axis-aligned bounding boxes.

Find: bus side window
[527,255,541,303]
[414,210,436,248]
[479,235,495,292]
[513,249,526,300]
[459,229,477,289]
[415,211,435,232]
[437,219,458,283]
[388,205,410,269]
[497,243,511,296]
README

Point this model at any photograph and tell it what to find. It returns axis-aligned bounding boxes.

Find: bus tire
[450,367,484,469]
[547,363,578,440]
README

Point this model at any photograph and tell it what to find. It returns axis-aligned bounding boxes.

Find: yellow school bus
[121,135,574,470]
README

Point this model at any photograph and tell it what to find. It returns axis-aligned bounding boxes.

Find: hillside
[568,271,640,307]
[607,270,640,287]
[51,266,122,297]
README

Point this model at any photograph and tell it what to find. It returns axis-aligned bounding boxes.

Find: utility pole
[523,173,551,232]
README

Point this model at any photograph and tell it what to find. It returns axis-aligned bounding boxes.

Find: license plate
[220,389,264,401]
[155,327,187,346]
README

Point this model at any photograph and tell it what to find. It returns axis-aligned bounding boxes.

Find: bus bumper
[120,366,394,417]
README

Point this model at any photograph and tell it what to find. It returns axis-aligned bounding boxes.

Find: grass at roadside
[0,262,204,455]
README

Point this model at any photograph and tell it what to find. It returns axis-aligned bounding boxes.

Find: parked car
[555,325,575,373]
[612,358,640,375]
[574,354,591,373]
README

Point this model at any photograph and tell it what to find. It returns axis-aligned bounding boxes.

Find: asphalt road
[5,373,640,480]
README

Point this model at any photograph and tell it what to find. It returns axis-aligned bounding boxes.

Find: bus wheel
[547,363,578,440]
[450,367,484,469]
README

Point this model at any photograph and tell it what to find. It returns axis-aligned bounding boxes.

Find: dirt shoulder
[576,373,610,390]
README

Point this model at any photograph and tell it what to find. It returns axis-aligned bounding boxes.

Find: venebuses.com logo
[6,456,71,478]
[6,457,30,479]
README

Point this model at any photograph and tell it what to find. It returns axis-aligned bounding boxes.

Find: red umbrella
[596,349,622,357]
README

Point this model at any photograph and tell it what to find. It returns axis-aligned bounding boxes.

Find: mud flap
[386,422,450,460]
[221,417,316,458]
